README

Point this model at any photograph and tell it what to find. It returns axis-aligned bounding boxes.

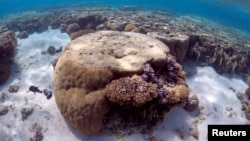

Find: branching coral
[189,35,249,73]
[105,75,157,106]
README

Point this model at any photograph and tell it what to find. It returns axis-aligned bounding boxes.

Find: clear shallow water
[0,0,250,33]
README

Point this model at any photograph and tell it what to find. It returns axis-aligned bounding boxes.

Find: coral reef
[70,29,95,40]
[0,105,9,116]
[148,33,190,64]
[8,85,20,93]
[246,87,250,99]
[54,31,198,135]
[66,23,80,34]
[77,15,107,29]
[105,75,158,106]
[1,6,249,75]
[59,24,67,33]
[236,91,250,121]
[0,63,11,84]
[21,107,34,121]
[183,90,199,111]
[17,31,29,39]
[0,30,17,84]
[6,13,53,33]
[124,23,138,32]
[187,34,249,73]
[54,56,113,134]
[245,106,250,120]
[47,45,56,55]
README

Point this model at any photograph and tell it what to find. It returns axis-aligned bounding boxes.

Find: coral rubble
[53,31,198,135]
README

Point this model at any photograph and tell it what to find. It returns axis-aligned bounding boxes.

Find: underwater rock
[0,30,17,84]
[8,85,20,93]
[245,106,250,120]
[0,105,9,116]
[104,20,127,31]
[246,87,250,99]
[17,31,29,39]
[184,90,199,111]
[43,89,52,99]
[236,91,250,121]
[54,31,198,135]
[47,45,56,55]
[147,32,189,64]
[6,13,52,34]
[66,23,80,34]
[50,18,61,29]
[77,15,107,29]
[0,92,8,103]
[29,123,43,141]
[21,107,34,121]
[70,29,95,40]
[56,46,62,53]
[96,23,105,30]
[42,46,62,55]
[0,25,9,34]
[59,24,67,33]
[0,63,11,84]
[124,23,138,32]
[58,12,78,25]
[0,30,16,59]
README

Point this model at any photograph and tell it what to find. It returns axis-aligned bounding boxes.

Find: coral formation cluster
[105,75,158,107]
[53,31,198,135]
[188,35,249,73]
[3,7,249,75]
[0,30,17,83]
[148,32,190,64]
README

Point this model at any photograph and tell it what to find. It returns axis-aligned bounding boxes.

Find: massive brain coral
[53,31,199,135]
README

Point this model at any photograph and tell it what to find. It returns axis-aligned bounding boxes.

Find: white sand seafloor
[0,28,249,141]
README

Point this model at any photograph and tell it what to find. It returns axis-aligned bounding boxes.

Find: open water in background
[0,0,250,33]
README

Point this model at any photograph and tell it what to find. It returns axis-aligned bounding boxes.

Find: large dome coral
[53,31,198,135]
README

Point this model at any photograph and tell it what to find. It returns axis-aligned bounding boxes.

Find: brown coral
[70,29,95,40]
[164,85,190,106]
[246,87,250,99]
[105,75,157,106]
[0,30,17,84]
[149,33,190,64]
[188,35,249,73]
[54,31,198,135]
[66,23,80,34]
[54,58,113,134]
[124,23,137,32]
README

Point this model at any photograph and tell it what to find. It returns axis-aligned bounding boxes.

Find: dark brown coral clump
[105,75,157,107]
[246,87,250,99]
[0,30,17,84]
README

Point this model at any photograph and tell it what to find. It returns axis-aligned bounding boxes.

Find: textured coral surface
[0,30,17,83]
[54,31,198,135]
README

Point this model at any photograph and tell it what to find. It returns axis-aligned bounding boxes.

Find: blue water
[1,0,250,33]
